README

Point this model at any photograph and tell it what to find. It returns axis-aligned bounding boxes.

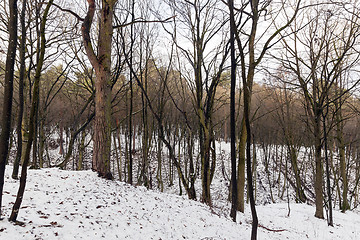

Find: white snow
[1,166,360,239]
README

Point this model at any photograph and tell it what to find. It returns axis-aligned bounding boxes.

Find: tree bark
[237,117,246,212]
[229,0,238,222]
[12,0,26,179]
[0,0,18,218]
[323,112,333,226]
[314,108,324,219]
[81,0,117,179]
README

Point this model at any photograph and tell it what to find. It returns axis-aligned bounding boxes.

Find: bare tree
[166,0,229,206]
[81,0,118,179]
[279,2,360,220]
[229,0,300,238]
[9,0,53,222]
[0,0,18,218]
[228,0,238,222]
[12,0,26,179]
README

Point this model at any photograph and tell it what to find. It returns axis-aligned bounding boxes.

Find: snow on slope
[1,166,360,240]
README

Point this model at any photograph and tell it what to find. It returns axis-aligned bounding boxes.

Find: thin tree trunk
[12,0,26,179]
[116,127,122,181]
[336,104,349,212]
[252,136,257,202]
[59,124,64,156]
[314,111,324,219]
[156,128,163,192]
[31,97,40,169]
[58,113,94,169]
[237,118,246,212]
[39,118,45,168]
[229,0,238,221]
[0,0,18,218]
[9,0,51,222]
[78,129,86,171]
[323,113,333,226]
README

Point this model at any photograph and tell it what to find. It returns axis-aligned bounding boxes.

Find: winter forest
[1,0,360,239]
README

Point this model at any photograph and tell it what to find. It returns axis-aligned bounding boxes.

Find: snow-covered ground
[1,166,360,239]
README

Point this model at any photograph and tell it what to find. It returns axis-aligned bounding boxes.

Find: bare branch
[50,2,84,22]
[113,16,176,29]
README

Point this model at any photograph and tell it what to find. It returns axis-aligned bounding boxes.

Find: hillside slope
[1,166,359,239]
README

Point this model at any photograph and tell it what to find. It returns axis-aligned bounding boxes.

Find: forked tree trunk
[82,0,117,179]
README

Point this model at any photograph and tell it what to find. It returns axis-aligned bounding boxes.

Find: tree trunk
[59,124,64,155]
[336,103,349,212]
[92,69,112,179]
[58,113,94,169]
[31,97,40,169]
[229,0,238,221]
[314,110,324,219]
[323,113,333,226]
[187,131,196,200]
[201,128,212,205]
[9,0,51,222]
[82,0,117,180]
[288,146,306,202]
[237,117,246,212]
[156,128,164,192]
[78,129,86,171]
[39,117,46,168]
[12,0,26,179]
[0,0,18,218]
[116,127,122,181]
[284,84,306,203]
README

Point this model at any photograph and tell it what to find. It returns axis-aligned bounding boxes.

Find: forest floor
[1,165,360,239]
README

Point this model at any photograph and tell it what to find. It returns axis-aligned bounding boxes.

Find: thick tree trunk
[0,0,18,217]
[92,69,112,178]
[82,0,117,179]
